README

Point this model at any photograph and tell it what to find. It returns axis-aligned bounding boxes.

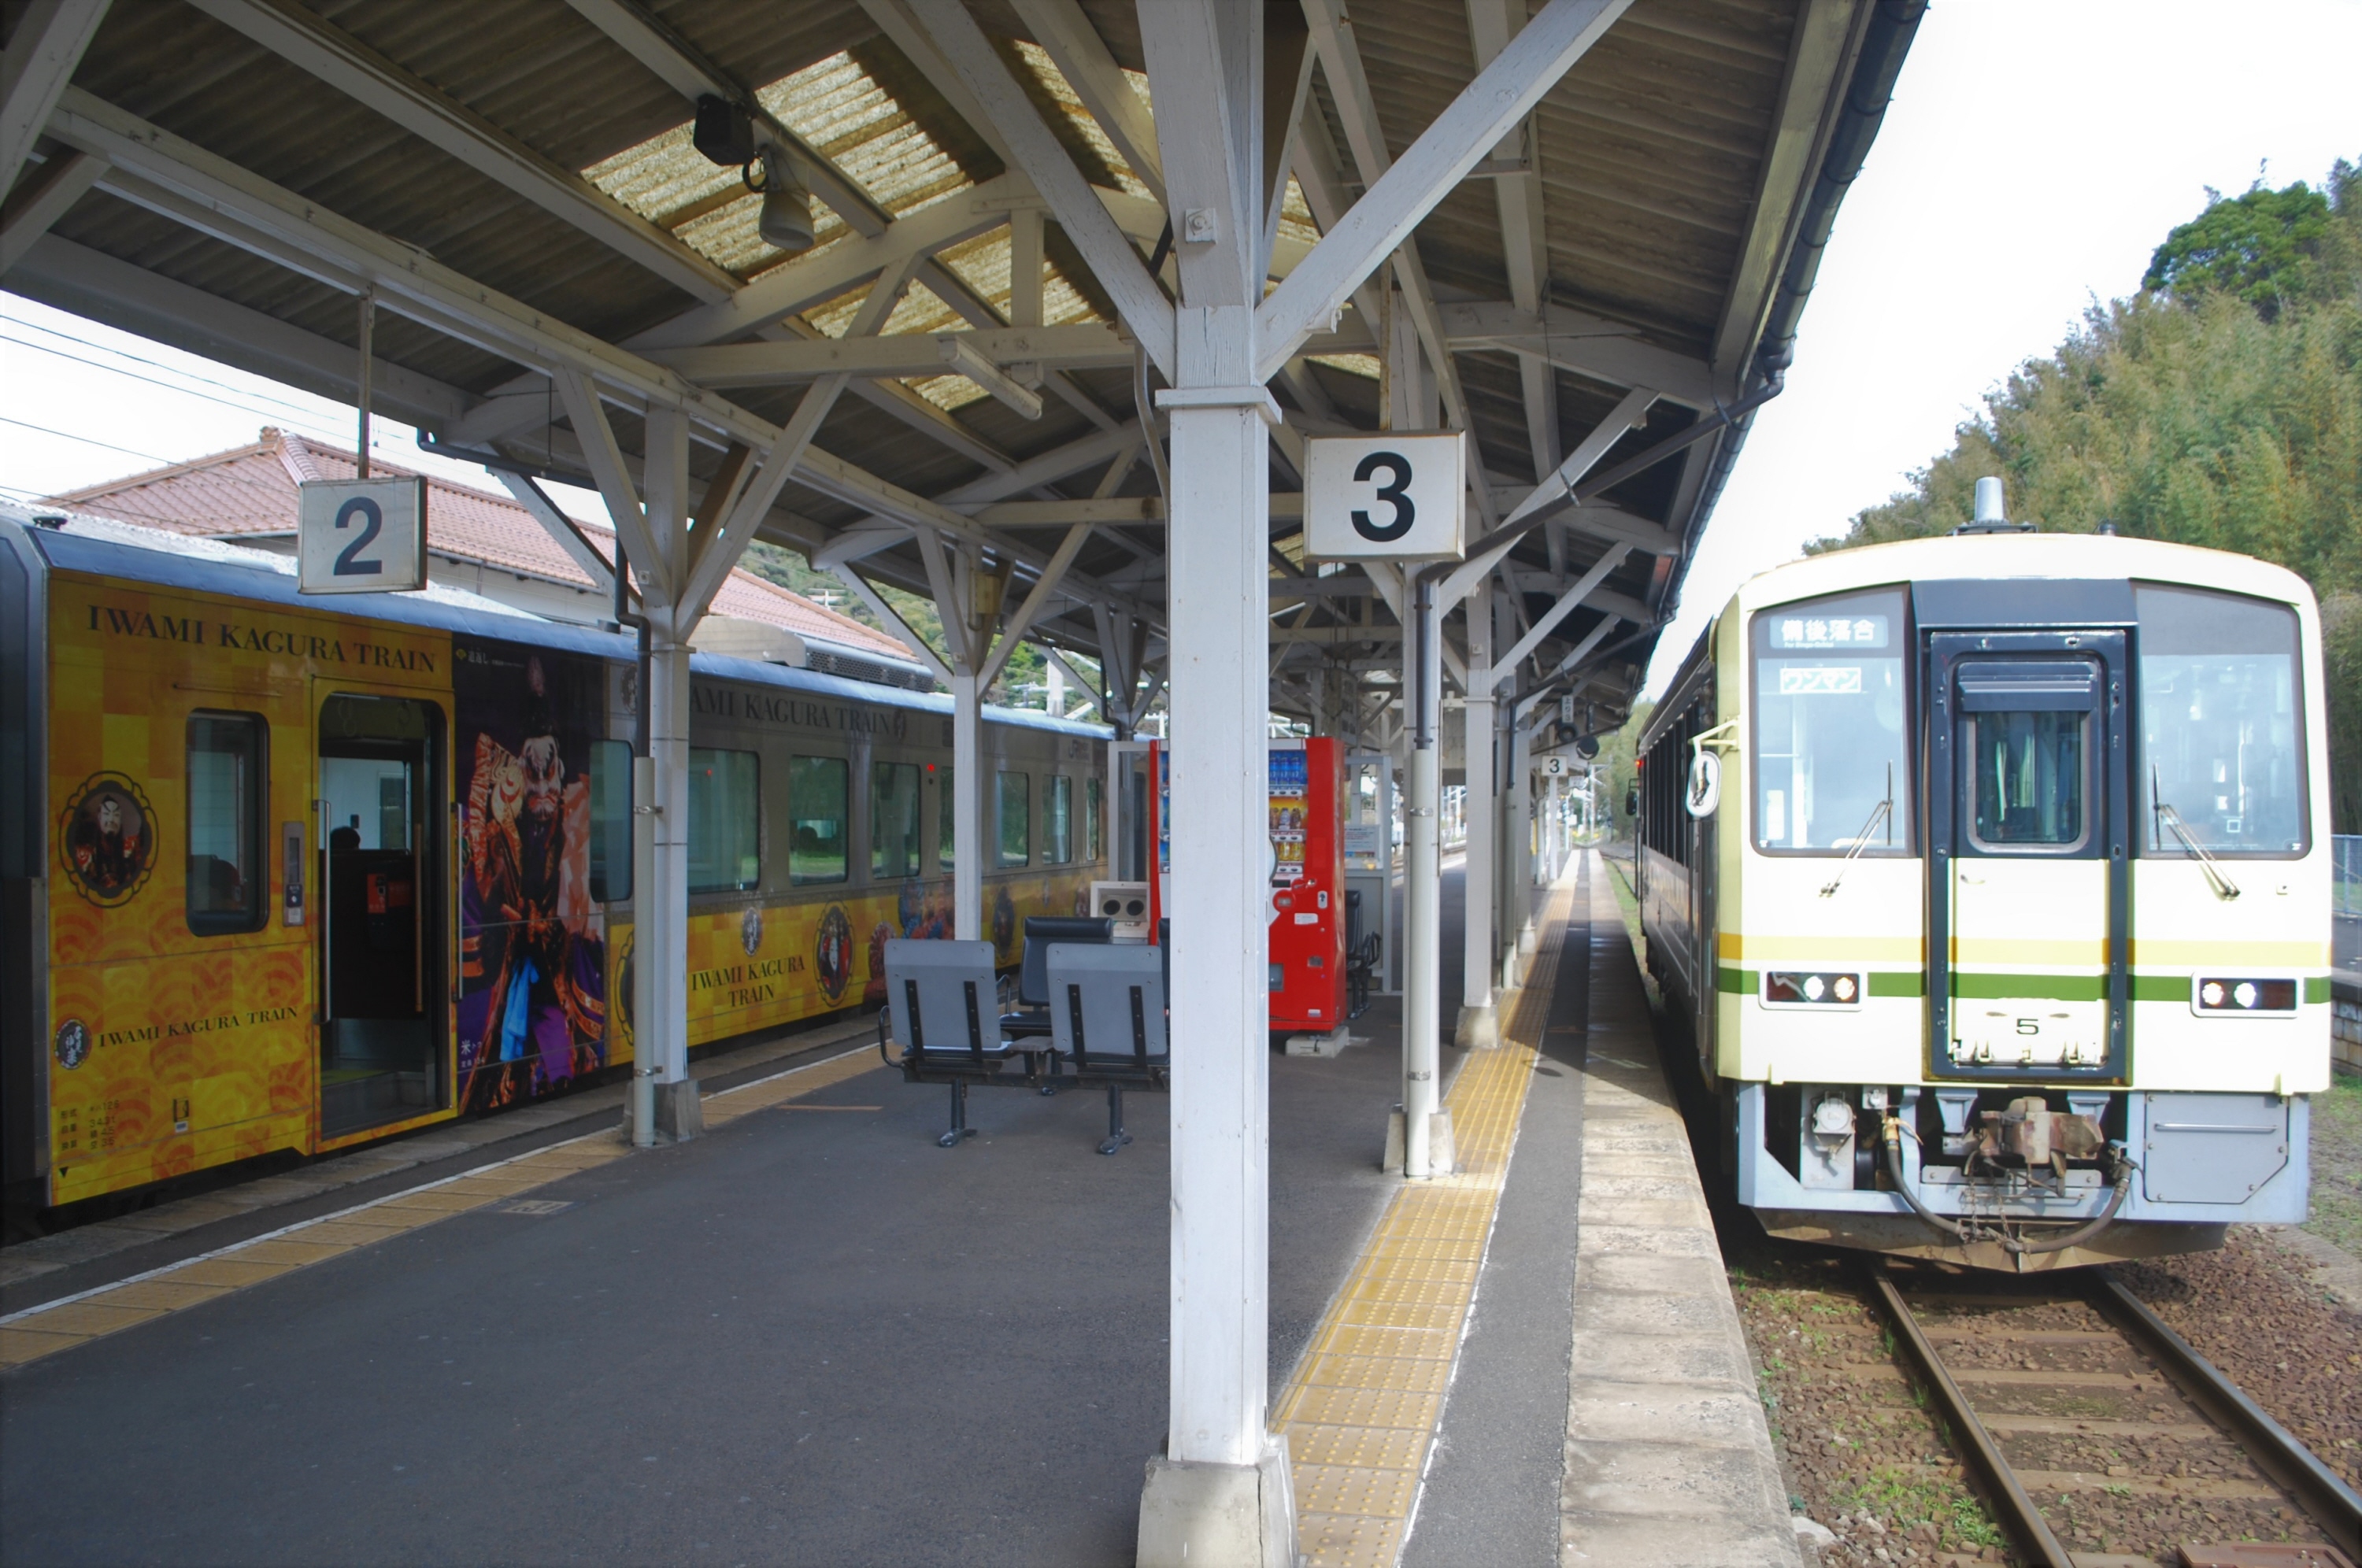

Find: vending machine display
[1146,738,1347,1032]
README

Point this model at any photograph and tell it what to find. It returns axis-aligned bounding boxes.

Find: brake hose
[1880,1115,2138,1256]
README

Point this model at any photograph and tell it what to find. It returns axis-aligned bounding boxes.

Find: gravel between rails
[1732,1231,2362,1568]
[2111,1229,2362,1493]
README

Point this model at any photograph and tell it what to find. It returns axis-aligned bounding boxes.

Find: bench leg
[939,1080,976,1148]
[1098,1083,1132,1156]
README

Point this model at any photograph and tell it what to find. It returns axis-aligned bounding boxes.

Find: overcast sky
[3,2,2359,693]
[1642,0,2362,696]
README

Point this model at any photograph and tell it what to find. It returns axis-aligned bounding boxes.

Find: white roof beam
[1438,299,1714,406]
[897,0,1175,378]
[830,564,952,682]
[553,364,673,608]
[6,232,467,427]
[1006,0,1164,205]
[643,324,1138,384]
[1708,0,1860,398]
[495,471,616,593]
[1487,544,1630,684]
[1500,385,1656,527]
[1299,0,1474,442]
[0,148,101,272]
[182,0,739,303]
[1,0,108,194]
[48,85,1116,607]
[1464,0,1560,489]
[635,170,1029,350]
[1258,0,1635,380]
[679,261,913,619]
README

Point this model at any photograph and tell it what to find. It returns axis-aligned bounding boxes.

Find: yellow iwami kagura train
[0,509,1105,1218]
[1636,501,2332,1270]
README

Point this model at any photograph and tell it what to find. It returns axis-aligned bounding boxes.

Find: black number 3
[331,496,384,575]
[1351,450,1416,542]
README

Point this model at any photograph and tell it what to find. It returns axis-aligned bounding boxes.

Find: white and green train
[1635,486,2332,1270]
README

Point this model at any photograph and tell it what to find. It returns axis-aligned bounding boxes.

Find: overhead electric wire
[0,415,177,465]
[0,330,377,457]
[0,324,336,426]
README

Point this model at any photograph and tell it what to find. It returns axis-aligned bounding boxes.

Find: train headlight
[1763,970,1866,1009]
[2190,975,2299,1015]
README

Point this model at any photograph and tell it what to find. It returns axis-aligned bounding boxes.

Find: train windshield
[2134,584,2307,856]
[1750,587,1912,854]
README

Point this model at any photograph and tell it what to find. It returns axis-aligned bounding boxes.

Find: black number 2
[331,496,384,575]
[1350,450,1416,542]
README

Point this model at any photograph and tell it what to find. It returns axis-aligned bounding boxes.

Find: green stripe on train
[1716,970,2331,1004]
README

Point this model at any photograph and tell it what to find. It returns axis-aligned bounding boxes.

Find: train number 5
[332,497,385,575]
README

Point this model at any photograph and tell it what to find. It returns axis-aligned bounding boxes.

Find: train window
[1750,588,1912,855]
[788,756,848,885]
[588,740,631,902]
[1085,778,1104,862]
[938,767,957,871]
[1967,711,2089,850]
[687,748,761,892]
[872,762,921,879]
[2134,585,2307,856]
[1045,775,1072,864]
[186,712,266,935]
[997,771,1031,867]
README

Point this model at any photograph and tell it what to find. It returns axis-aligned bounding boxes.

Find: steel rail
[2088,1273,2362,1562]
[1864,1262,2075,1568]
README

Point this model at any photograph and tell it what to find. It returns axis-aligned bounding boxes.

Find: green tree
[1813,159,2361,830]
[2143,177,2333,322]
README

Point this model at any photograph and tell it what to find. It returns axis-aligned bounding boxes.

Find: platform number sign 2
[298,476,428,594]
[1305,432,1465,563]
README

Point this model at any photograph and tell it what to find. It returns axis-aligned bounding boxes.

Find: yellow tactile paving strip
[0,1046,880,1371]
[1274,876,1579,1568]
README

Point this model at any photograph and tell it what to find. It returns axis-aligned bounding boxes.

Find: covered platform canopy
[2,0,1918,1556]
[6,0,1910,741]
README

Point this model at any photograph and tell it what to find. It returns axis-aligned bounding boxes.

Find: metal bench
[1046,941,1168,1156]
[878,938,1037,1147]
[1001,915,1114,1045]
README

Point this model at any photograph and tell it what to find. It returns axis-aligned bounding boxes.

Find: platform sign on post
[298,476,428,594]
[1304,432,1465,562]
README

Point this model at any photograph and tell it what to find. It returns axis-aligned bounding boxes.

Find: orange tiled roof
[46,428,916,662]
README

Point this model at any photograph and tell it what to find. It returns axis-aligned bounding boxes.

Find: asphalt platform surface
[1,871,1483,1566]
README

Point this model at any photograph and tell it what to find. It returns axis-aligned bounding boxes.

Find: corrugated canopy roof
[3,0,1920,739]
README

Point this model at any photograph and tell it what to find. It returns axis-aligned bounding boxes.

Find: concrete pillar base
[1383,1108,1457,1176]
[653,1078,703,1143]
[1453,1000,1498,1050]
[1283,1026,1362,1058]
[1137,1436,1299,1568]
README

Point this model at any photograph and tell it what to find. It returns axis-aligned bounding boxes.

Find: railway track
[1867,1260,2362,1568]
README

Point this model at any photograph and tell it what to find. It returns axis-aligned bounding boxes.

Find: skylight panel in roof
[1013,41,1154,201]
[583,51,972,281]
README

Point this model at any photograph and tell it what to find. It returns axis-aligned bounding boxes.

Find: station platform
[0,854,1789,1567]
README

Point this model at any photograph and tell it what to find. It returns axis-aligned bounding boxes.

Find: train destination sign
[1304,432,1465,562]
[298,476,428,594]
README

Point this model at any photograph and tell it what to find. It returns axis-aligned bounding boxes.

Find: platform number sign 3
[298,476,428,594]
[1305,432,1465,562]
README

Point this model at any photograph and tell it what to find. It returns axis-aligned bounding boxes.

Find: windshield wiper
[1820,764,1894,898]
[2152,769,2241,900]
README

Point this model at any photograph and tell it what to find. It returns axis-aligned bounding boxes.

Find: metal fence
[2336,834,2360,978]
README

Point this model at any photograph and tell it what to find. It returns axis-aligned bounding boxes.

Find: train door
[1927,631,2131,1081]
[316,691,446,1138]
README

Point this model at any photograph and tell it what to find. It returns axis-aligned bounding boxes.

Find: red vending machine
[1146,738,1348,1033]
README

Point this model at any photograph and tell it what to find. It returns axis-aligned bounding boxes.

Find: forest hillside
[1812,160,2360,833]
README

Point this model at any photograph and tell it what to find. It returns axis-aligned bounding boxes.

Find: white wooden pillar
[1455,592,1497,1048]
[951,667,983,939]
[1135,3,1298,1561]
